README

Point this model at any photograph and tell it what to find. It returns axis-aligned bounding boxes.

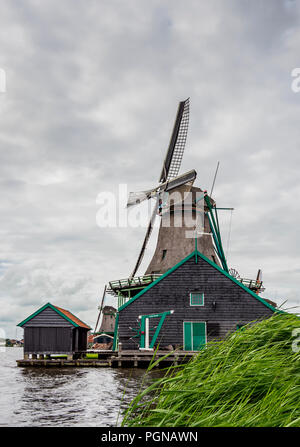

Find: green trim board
[138,310,174,349]
[204,194,229,273]
[17,302,91,329]
[118,250,281,314]
[112,312,119,351]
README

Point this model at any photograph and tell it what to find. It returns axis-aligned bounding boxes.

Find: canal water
[0,348,162,427]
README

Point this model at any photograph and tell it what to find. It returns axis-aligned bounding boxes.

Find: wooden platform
[16,350,196,368]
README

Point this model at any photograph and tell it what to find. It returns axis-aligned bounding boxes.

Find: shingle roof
[53,305,91,329]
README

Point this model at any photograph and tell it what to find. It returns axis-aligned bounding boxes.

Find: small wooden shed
[17,303,91,359]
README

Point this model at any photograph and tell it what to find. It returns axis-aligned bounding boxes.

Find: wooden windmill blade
[127,169,197,208]
[159,97,190,183]
[130,199,159,278]
[94,285,107,333]
[130,98,190,278]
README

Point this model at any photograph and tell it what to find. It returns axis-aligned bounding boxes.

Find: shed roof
[119,250,282,314]
[17,302,91,329]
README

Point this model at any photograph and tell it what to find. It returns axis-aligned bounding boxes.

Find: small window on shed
[190,292,204,306]
[161,249,167,260]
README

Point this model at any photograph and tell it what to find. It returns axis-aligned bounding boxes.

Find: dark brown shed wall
[24,327,73,353]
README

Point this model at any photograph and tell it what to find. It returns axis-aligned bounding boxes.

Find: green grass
[85,353,99,359]
[122,313,300,427]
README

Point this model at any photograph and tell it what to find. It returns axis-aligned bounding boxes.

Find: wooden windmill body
[145,185,220,274]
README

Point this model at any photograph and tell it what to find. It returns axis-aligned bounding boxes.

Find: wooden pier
[16,350,196,368]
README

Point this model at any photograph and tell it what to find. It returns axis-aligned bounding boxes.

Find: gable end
[119,250,281,314]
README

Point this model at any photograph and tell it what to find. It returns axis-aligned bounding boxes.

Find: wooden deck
[16,350,196,368]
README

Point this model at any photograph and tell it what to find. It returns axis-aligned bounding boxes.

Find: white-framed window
[190,292,204,306]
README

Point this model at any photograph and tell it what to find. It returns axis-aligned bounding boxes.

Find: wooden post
[67,354,73,361]
[75,329,79,352]
[32,354,37,359]
[38,354,44,360]
[24,353,29,360]
[118,342,122,352]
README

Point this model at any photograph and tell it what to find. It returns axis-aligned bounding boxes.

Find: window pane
[192,323,206,350]
[190,293,204,305]
[184,322,192,350]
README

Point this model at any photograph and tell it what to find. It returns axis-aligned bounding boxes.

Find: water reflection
[0,349,163,427]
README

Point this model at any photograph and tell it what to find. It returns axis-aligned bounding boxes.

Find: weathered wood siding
[119,255,274,350]
[22,307,88,353]
[73,328,88,351]
[22,307,73,327]
[24,327,73,353]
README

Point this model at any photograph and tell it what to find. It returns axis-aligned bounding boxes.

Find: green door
[184,322,206,351]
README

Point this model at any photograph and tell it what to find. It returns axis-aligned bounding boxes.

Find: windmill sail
[127,169,197,208]
[159,98,190,183]
[94,285,107,333]
[130,98,190,278]
[130,199,159,278]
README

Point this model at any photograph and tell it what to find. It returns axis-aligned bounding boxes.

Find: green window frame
[190,292,204,306]
[183,321,206,351]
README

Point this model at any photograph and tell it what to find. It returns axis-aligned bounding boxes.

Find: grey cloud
[0,0,299,337]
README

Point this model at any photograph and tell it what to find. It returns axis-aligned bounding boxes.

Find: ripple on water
[0,348,163,426]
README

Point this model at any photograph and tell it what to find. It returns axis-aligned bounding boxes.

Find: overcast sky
[0,0,299,338]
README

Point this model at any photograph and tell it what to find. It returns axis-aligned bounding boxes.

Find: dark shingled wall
[118,255,274,350]
[22,307,73,327]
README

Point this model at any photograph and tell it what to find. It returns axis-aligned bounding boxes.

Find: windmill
[105,98,266,333]
[127,98,220,277]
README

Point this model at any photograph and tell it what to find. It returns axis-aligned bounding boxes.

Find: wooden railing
[108,274,162,292]
[239,278,265,292]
